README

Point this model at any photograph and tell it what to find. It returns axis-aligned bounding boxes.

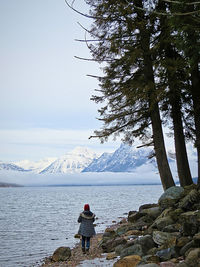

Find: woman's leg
[86,237,90,251]
[81,236,86,253]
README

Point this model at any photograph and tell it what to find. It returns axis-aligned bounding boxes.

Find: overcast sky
[0,0,122,161]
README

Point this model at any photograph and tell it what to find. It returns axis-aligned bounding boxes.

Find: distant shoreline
[2,183,163,188]
[0,182,23,187]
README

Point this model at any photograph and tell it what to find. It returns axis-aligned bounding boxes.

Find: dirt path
[40,233,105,267]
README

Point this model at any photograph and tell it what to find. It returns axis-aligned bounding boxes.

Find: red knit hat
[84,204,90,211]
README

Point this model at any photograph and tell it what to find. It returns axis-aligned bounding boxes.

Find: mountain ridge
[0,144,159,174]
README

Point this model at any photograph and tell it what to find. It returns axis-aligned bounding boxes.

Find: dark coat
[78,211,96,237]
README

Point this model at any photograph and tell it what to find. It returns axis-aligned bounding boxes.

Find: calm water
[0,185,163,267]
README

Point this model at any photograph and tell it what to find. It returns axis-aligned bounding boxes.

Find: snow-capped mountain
[82,144,155,172]
[15,158,57,174]
[0,144,178,174]
[0,162,28,172]
[40,147,98,174]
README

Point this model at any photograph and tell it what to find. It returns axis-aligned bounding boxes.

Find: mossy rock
[52,246,71,262]
[185,248,200,267]
[179,189,200,210]
[158,186,184,210]
[176,236,192,248]
[153,216,174,230]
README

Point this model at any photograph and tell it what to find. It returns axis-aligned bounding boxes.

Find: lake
[0,185,163,267]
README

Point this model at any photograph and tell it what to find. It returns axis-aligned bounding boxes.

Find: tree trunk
[164,45,193,186]
[191,65,200,184]
[150,104,175,190]
[170,91,193,186]
[139,27,175,190]
[158,8,193,186]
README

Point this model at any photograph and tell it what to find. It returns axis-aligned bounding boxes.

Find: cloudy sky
[0,0,122,161]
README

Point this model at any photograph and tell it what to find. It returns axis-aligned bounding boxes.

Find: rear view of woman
[78,204,96,254]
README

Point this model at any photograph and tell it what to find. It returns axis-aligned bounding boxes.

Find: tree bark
[138,16,175,190]
[170,91,193,186]
[164,45,193,186]
[150,104,175,190]
[191,65,200,184]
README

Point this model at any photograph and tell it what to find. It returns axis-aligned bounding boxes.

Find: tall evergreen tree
[156,1,193,186]
[81,0,175,190]
[170,0,200,184]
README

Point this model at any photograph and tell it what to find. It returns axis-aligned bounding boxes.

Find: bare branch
[64,0,96,19]
[136,141,154,148]
[87,74,103,79]
[74,55,113,63]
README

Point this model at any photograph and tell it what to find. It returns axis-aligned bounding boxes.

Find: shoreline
[40,220,124,267]
[40,184,200,267]
[40,234,116,266]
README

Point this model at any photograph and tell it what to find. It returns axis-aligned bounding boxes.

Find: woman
[78,204,96,254]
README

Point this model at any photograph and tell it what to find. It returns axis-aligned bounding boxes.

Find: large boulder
[128,211,144,223]
[134,235,155,254]
[101,236,127,253]
[52,246,71,262]
[153,216,174,231]
[158,186,184,209]
[120,244,143,258]
[152,231,176,246]
[140,207,161,220]
[156,247,177,261]
[178,189,200,210]
[180,210,200,236]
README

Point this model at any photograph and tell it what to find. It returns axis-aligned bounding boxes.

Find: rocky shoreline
[41,184,200,267]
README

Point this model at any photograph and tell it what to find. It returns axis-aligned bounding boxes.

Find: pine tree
[83,0,175,190]
[169,0,200,184]
[155,0,193,186]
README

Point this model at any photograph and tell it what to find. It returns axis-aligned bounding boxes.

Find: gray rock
[153,216,174,230]
[101,236,127,253]
[52,246,71,262]
[140,207,161,220]
[178,189,200,210]
[163,223,182,233]
[116,225,128,235]
[120,244,143,258]
[158,186,184,209]
[159,186,184,201]
[115,244,126,255]
[156,247,176,261]
[128,211,144,223]
[180,210,200,236]
[152,231,175,246]
[135,235,155,254]
[139,203,159,212]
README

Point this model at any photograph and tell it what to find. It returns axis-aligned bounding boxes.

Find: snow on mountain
[15,158,57,174]
[82,152,113,172]
[40,147,99,174]
[82,143,155,172]
[0,162,28,172]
